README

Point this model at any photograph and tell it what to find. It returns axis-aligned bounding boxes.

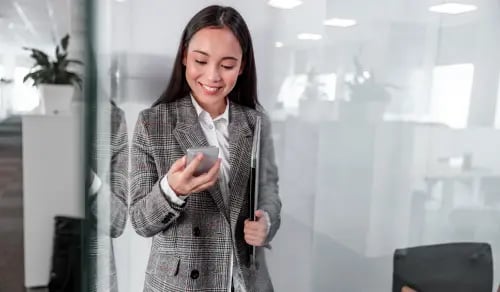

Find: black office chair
[392,242,493,292]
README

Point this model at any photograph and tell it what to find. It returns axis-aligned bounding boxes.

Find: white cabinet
[22,114,84,288]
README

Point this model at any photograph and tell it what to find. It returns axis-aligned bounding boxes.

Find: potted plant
[298,67,339,122]
[341,56,398,122]
[23,34,83,115]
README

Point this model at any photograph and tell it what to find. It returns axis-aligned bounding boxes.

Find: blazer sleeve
[108,108,129,238]
[87,104,129,238]
[257,112,282,244]
[129,110,186,237]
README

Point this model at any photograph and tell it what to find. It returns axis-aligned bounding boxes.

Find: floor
[0,116,25,292]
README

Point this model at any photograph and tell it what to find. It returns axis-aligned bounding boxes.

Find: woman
[130,5,281,292]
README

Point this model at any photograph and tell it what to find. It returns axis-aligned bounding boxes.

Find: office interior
[0,0,499,291]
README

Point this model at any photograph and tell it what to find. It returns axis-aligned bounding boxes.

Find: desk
[424,170,500,208]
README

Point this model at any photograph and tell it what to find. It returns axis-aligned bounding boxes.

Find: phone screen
[186,146,219,176]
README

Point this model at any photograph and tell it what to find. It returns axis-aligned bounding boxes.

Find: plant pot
[339,101,387,123]
[38,84,75,115]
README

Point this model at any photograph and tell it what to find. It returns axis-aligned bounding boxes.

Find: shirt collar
[190,94,229,122]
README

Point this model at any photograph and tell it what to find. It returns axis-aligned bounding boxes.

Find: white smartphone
[186,146,219,176]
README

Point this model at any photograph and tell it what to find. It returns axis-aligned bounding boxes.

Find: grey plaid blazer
[130,96,281,292]
[88,102,129,292]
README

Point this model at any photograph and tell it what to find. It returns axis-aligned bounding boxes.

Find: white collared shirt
[189,95,231,204]
[160,95,230,204]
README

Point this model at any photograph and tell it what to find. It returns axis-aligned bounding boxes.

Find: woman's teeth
[202,84,220,92]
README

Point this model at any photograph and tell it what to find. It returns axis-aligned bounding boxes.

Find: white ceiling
[0,0,496,55]
[0,0,76,53]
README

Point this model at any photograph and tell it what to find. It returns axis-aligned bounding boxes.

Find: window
[430,64,474,128]
[277,73,337,110]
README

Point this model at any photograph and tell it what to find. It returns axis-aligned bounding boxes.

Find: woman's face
[183,26,243,111]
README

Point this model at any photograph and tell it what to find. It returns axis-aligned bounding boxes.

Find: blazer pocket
[146,254,180,277]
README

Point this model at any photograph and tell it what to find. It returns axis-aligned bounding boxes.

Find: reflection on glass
[88,0,500,291]
[88,100,129,292]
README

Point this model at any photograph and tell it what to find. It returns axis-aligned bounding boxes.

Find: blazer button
[193,227,201,237]
[161,214,172,224]
[190,269,199,279]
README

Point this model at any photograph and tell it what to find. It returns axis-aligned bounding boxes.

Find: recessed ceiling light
[268,0,302,9]
[429,3,477,14]
[297,33,322,40]
[275,42,284,48]
[323,18,357,27]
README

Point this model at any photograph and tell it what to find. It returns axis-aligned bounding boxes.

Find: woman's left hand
[244,210,268,246]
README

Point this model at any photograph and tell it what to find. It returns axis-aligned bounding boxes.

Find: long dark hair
[152,5,259,109]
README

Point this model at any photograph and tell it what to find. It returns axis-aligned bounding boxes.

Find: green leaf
[52,60,62,73]
[55,45,61,59]
[23,68,53,86]
[23,72,34,83]
[57,50,67,63]
[58,59,83,70]
[21,34,82,88]
[66,71,83,88]
[60,34,70,51]
[23,48,51,68]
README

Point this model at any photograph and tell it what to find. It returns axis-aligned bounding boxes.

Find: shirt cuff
[89,171,102,196]
[160,175,187,206]
[262,211,271,236]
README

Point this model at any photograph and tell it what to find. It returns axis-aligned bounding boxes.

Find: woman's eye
[195,60,207,65]
[221,65,234,70]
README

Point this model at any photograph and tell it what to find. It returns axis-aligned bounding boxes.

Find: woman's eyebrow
[192,49,239,61]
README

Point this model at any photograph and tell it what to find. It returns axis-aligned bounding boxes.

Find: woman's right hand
[167,154,221,196]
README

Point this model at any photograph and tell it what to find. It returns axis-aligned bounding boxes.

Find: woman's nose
[207,65,222,82]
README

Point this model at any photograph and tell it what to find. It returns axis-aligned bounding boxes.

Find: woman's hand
[244,210,269,246]
[167,154,221,196]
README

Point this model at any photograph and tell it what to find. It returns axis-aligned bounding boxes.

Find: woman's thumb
[255,210,265,219]
[170,156,186,172]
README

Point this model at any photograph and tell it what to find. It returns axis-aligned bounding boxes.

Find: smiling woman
[152,5,258,111]
[182,26,243,118]
[130,5,281,292]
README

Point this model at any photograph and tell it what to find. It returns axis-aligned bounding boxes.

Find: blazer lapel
[172,97,229,220]
[227,102,253,229]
